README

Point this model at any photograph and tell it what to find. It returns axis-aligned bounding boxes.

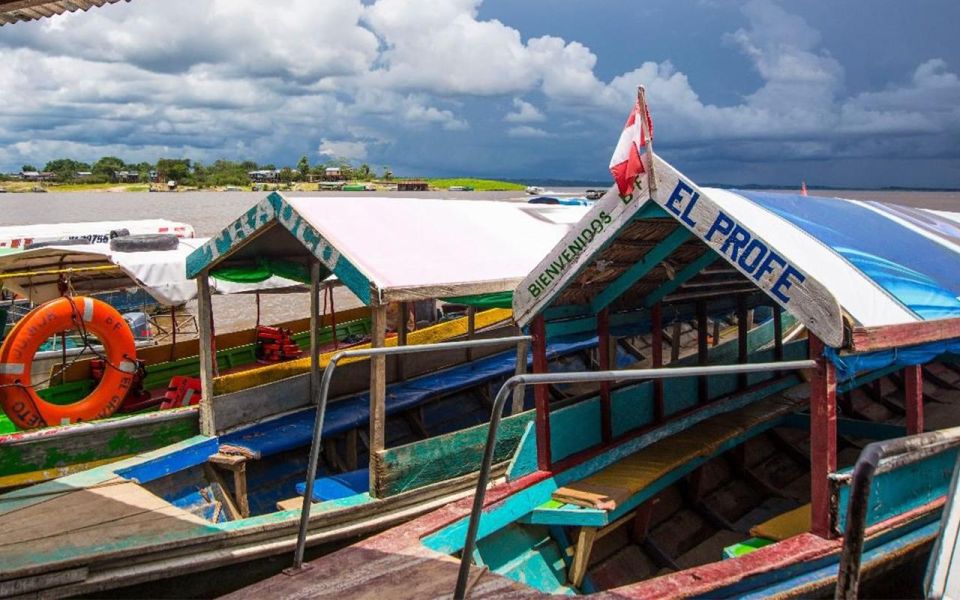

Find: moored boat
[235,99,960,600]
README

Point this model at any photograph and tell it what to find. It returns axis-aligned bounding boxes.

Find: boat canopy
[0,238,304,306]
[0,219,195,250]
[514,154,960,353]
[0,0,126,26]
[186,192,588,306]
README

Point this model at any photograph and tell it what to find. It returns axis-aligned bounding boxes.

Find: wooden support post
[809,335,837,538]
[310,260,321,407]
[696,300,709,405]
[773,304,784,362]
[532,316,551,470]
[197,272,216,435]
[397,301,408,381]
[570,526,598,589]
[597,308,612,443]
[369,298,387,496]
[511,339,528,415]
[711,318,720,347]
[651,302,664,422]
[905,365,924,434]
[670,321,681,363]
[737,296,749,390]
[466,306,476,362]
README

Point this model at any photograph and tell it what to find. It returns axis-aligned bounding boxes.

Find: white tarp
[0,219,195,250]
[283,197,589,301]
[0,238,302,305]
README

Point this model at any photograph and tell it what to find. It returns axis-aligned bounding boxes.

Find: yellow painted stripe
[212,308,513,396]
[0,455,134,490]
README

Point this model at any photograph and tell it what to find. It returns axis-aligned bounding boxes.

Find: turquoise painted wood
[476,524,573,595]
[835,448,959,532]
[643,251,719,308]
[590,226,693,314]
[506,421,538,481]
[519,502,608,527]
[550,398,602,462]
[422,373,801,555]
[376,409,535,496]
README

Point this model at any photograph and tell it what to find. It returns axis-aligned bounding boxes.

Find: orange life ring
[0,296,137,429]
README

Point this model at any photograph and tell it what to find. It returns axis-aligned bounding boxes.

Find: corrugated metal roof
[0,0,128,25]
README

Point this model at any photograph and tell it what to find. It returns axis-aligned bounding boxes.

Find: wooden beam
[905,365,923,434]
[197,272,216,436]
[512,339,528,415]
[396,301,408,381]
[598,308,612,443]
[651,302,664,422]
[532,316,551,470]
[670,321,682,363]
[310,260,321,407]
[849,317,960,352]
[737,295,749,390]
[696,300,709,405]
[643,251,718,308]
[773,304,784,362]
[590,226,692,314]
[809,335,837,538]
[466,306,476,362]
[369,299,387,496]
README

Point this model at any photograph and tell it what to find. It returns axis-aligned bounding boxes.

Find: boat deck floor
[0,478,221,576]
[223,545,544,600]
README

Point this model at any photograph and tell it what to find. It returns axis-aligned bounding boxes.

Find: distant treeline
[3,155,389,186]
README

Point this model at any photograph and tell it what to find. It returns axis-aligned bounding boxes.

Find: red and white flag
[609,97,653,197]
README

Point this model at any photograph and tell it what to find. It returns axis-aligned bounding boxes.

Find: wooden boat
[237,129,960,598]
[0,194,615,596]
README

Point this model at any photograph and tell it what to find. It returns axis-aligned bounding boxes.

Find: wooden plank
[512,339,528,415]
[196,272,216,436]
[589,225,692,314]
[532,316,551,470]
[905,365,923,434]
[737,296,749,389]
[570,526,598,588]
[773,304,784,362]
[696,300,708,405]
[369,300,387,498]
[651,302,664,422]
[643,251,719,309]
[375,411,535,497]
[850,317,960,353]
[310,260,321,413]
[809,335,837,539]
[598,308,612,443]
[397,301,408,381]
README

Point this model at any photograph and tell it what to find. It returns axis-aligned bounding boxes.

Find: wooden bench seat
[749,503,810,541]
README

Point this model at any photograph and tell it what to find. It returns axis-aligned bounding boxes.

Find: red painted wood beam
[531,315,551,470]
[849,317,960,352]
[809,335,837,539]
[597,308,613,442]
[651,302,664,422]
[904,365,923,434]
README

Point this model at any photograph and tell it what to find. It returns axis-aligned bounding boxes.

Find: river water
[1,188,958,332]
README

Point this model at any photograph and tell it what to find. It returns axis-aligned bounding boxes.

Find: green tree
[382,166,393,180]
[43,158,91,182]
[296,155,310,181]
[240,160,258,172]
[279,166,295,185]
[193,161,208,188]
[356,163,372,180]
[156,158,192,184]
[21,164,37,172]
[92,156,126,182]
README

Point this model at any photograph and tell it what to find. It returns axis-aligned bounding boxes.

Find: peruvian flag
[609,97,653,197]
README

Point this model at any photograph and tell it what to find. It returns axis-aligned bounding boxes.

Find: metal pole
[454,359,817,598]
[289,334,532,571]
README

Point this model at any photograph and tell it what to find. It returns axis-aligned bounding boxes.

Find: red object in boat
[159,376,202,410]
[255,325,303,364]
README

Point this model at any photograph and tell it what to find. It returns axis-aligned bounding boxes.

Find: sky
[0,0,958,187]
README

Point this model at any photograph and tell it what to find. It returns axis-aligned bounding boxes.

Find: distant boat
[448,186,474,192]
[801,181,808,196]
[525,185,544,195]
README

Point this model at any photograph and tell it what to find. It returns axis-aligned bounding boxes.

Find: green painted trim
[643,250,720,308]
[506,421,538,481]
[590,225,692,314]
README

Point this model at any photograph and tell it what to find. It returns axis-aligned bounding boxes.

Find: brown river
[2,188,958,332]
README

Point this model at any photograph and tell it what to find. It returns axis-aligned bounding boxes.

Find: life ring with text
[0,296,138,429]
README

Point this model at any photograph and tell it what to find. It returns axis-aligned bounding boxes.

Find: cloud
[0,0,957,185]
[505,99,546,123]
[507,126,550,138]
[318,139,368,161]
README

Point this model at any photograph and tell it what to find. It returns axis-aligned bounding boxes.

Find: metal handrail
[453,358,817,598]
[835,425,960,600]
[290,334,533,570]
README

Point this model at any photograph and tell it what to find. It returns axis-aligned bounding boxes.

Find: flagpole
[637,85,657,196]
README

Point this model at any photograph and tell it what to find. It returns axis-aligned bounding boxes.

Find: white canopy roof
[0,238,302,306]
[187,194,589,305]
